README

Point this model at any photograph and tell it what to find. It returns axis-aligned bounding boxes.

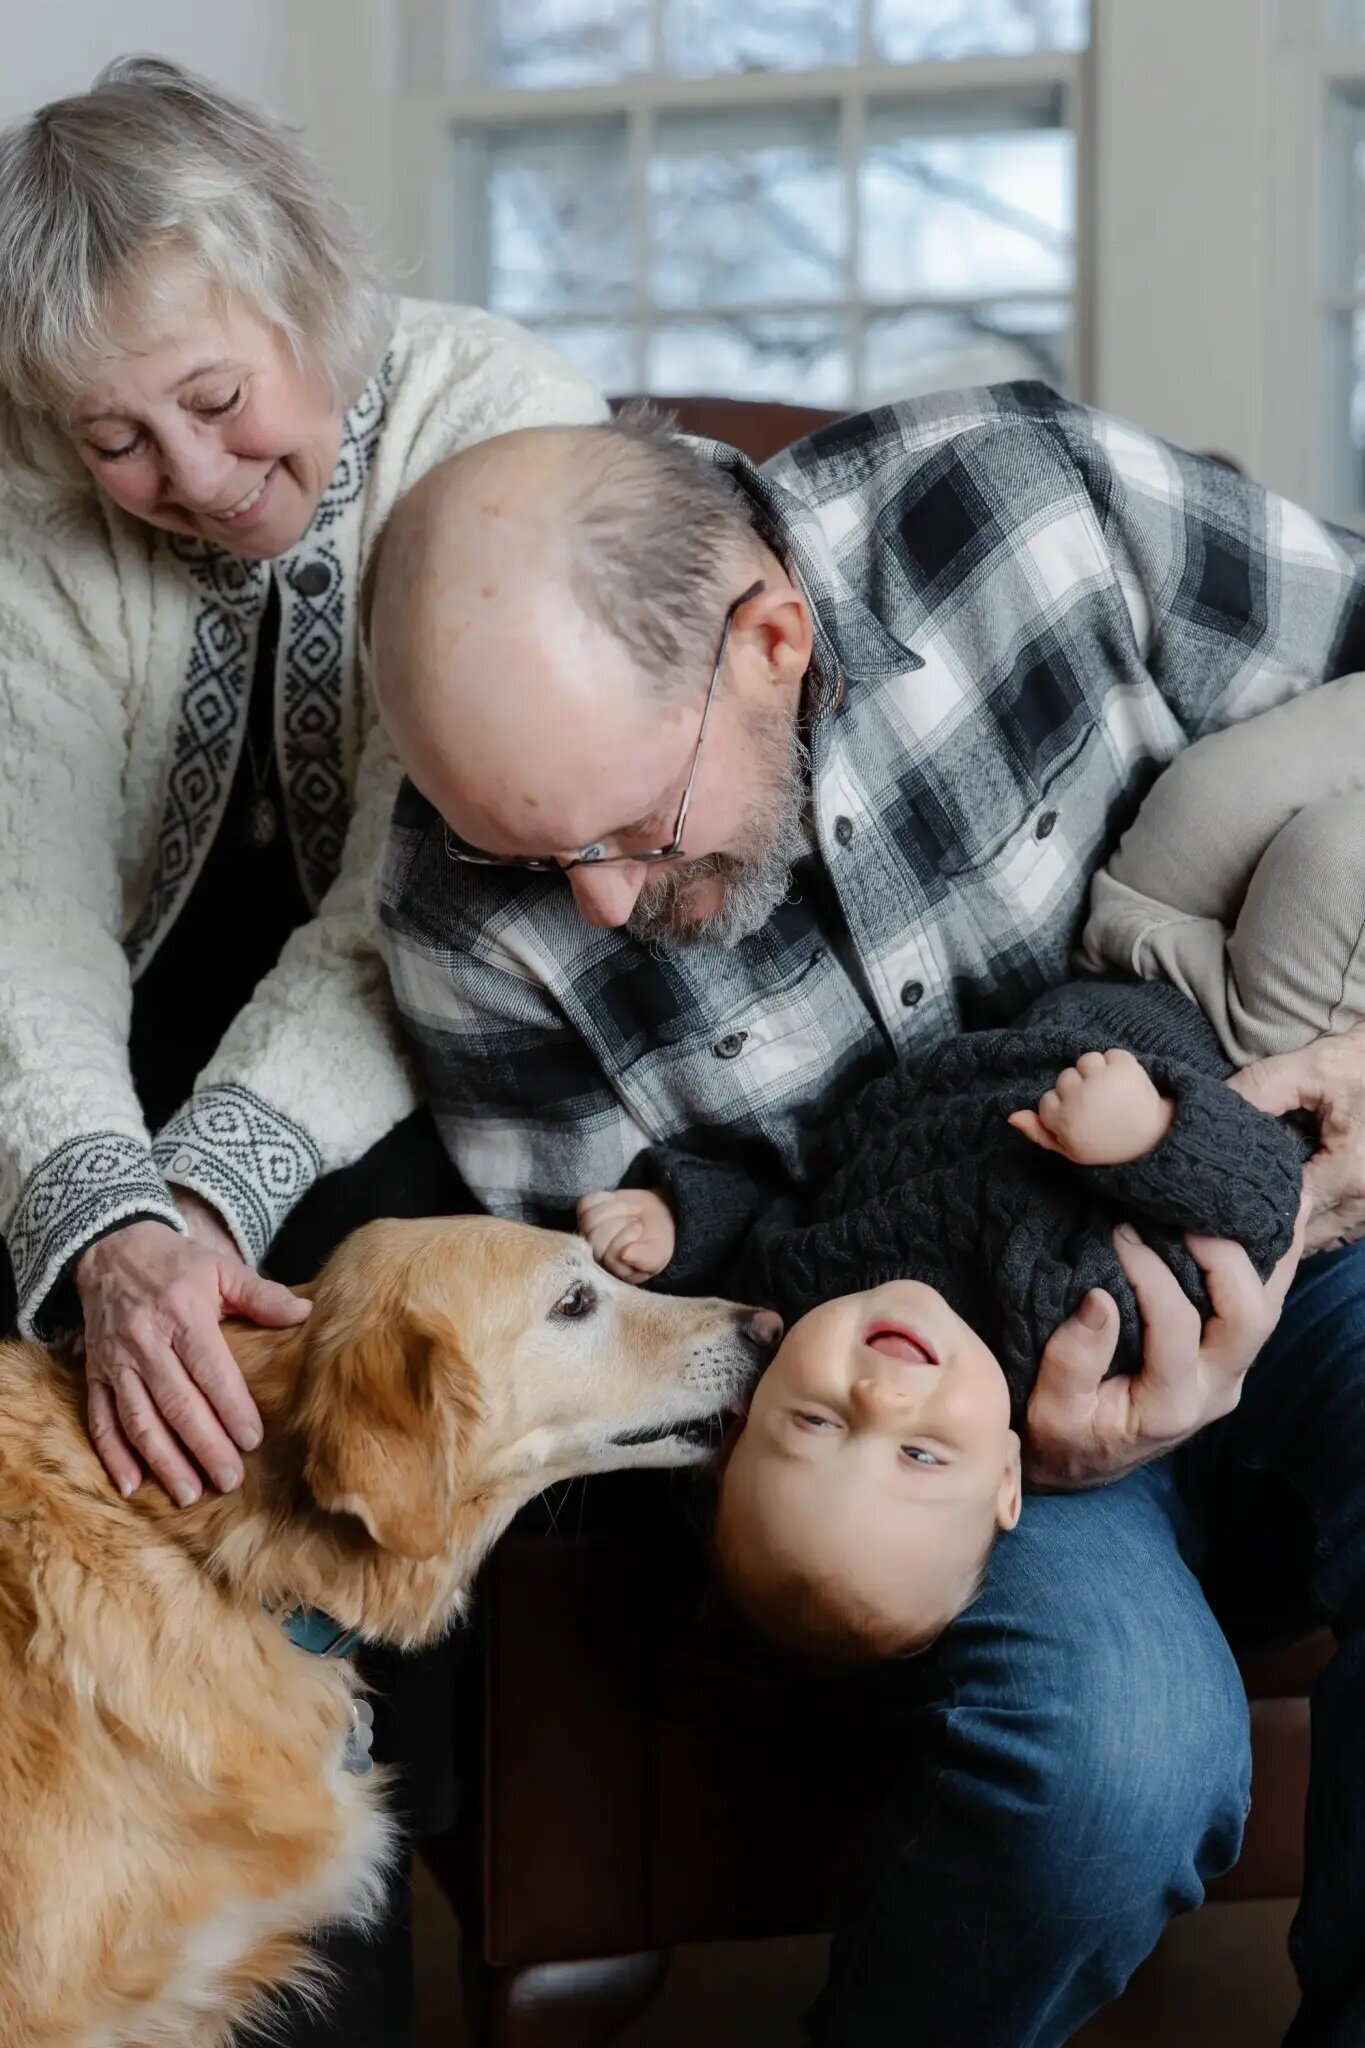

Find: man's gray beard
[627,715,811,952]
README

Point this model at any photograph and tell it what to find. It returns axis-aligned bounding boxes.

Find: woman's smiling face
[66,261,343,560]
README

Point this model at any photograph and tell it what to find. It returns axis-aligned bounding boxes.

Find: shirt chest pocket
[610,948,873,1174]
[911,785,1075,994]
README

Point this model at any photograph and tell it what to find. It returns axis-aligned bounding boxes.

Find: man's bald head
[371,405,760,733]
[369,405,814,948]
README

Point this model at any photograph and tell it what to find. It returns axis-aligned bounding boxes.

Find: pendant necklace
[241,718,279,850]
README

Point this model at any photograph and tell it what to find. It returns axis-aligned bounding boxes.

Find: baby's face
[720,1281,1022,1646]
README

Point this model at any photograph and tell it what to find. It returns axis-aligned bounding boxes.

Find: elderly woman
[0,55,604,2045]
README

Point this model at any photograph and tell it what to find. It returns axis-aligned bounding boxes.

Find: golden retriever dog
[0,1213,776,2047]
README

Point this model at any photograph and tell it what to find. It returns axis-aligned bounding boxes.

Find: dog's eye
[551,1280,597,1321]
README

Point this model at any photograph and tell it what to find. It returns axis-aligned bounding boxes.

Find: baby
[578,678,1365,1660]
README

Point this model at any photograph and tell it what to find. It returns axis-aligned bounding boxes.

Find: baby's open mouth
[864,1323,939,1367]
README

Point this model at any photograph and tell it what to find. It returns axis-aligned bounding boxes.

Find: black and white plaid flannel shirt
[379,381,1365,1286]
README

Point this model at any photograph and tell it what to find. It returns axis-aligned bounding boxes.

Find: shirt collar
[687,428,925,721]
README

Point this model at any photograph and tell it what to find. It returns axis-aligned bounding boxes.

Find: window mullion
[629,98,654,395]
[842,86,867,406]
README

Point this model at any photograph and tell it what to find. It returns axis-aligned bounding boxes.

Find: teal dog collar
[281,1608,373,1773]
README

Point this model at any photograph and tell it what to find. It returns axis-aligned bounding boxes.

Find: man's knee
[953,1627,1251,1910]
[928,1514,1252,1911]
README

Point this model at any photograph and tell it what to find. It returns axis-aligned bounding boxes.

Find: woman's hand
[74,1198,312,1505]
[1024,1196,1308,1489]
[1228,1020,1365,1253]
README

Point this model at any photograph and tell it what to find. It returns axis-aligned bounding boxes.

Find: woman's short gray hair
[0,55,392,488]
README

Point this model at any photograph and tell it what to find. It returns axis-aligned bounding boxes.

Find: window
[426,1,1090,405]
[1324,8,1365,513]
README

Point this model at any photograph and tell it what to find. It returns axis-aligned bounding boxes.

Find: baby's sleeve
[622,1145,781,1294]
[1080,1063,1309,1278]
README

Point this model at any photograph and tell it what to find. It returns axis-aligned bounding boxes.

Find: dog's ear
[302,1308,477,1561]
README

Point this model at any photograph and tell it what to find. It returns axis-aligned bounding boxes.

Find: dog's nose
[741,1308,784,1354]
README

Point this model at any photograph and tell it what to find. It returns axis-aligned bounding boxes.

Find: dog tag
[342,1696,375,1776]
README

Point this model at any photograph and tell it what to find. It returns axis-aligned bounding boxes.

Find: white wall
[1089,0,1281,484]
[0,1,293,127]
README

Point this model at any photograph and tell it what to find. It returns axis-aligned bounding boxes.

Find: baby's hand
[1008,1048,1176,1166]
[577,1188,677,1283]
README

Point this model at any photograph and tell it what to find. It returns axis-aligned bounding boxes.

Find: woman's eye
[902,1446,943,1467]
[551,1281,597,1321]
[197,386,243,419]
[91,433,145,464]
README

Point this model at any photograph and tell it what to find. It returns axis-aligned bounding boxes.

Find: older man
[374,390,1365,2046]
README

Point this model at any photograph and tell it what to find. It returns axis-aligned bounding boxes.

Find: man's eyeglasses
[443,579,766,872]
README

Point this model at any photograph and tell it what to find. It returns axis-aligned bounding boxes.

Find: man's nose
[567,862,647,927]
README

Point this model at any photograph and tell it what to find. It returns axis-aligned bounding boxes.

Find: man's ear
[746,579,813,693]
[303,1310,476,1561]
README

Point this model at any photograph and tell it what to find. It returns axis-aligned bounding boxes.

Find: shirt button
[1035,808,1058,840]
[900,980,924,1008]
[713,1031,748,1060]
[833,815,854,846]
[290,559,332,598]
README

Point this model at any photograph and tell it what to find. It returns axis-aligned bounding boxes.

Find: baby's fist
[1008,1047,1175,1166]
[577,1187,677,1282]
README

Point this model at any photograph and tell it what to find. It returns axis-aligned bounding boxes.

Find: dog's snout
[740,1307,784,1354]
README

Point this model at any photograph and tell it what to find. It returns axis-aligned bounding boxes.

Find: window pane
[1335,100,1365,291]
[650,108,844,309]
[1327,308,1365,517]
[648,314,851,404]
[862,301,1071,404]
[661,0,858,76]
[487,0,650,86]
[527,321,639,393]
[484,121,632,316]
[875,0,1088,62]
[860,99,1074,300]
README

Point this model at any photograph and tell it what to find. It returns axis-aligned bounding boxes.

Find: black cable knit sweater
[635,980,1311,1419]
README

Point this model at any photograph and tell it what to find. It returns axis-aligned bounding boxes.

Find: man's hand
[1025,1197,1308,1489]
[1228,1020,1365,1253]
[74,1201,312,1506]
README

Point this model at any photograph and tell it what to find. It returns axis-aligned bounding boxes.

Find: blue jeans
[810,1241,1365,2048]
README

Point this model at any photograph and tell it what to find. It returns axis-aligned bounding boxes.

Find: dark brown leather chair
[425,396,1331,2048]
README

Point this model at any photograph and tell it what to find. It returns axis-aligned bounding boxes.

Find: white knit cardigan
[0,299,606,1333]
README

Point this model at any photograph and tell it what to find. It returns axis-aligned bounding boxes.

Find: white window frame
[1266,0,1365,517]
[391,0,1094,405]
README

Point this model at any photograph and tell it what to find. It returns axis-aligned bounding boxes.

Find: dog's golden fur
[0,1215,764,2047]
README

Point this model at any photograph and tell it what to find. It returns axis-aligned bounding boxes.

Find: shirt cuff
[153,1083,324,1268]
[9,1131,184,1339]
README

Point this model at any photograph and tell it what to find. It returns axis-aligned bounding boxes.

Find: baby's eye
[901,1445,943,1466]
[795,1411,838,1431]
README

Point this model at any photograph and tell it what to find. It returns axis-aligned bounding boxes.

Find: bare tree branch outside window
[474,1,1086,404]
